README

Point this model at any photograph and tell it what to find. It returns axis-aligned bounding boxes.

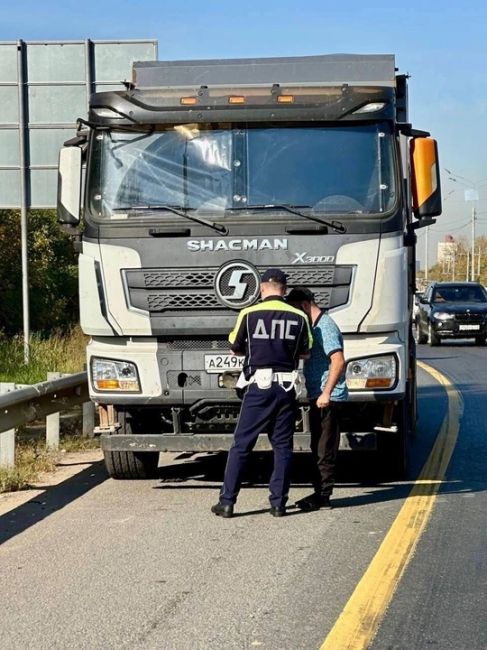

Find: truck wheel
[428,323,440,346]
[475,336,486,346]
[104,450,159,479]
[379,399,409,480]
[416,323,427,345]
[407,332,418,438]
[102,407,159,479]
[408,374,418,438]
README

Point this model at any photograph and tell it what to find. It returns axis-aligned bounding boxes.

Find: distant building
[437,234,456,264]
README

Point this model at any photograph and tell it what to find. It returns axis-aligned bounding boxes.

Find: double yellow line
[320,361,462,650]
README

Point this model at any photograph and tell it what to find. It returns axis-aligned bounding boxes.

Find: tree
[424,235,487,285]
[0,210,78,335]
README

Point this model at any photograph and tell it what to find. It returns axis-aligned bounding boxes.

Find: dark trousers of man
[308,401,341,497]
[219,382,296,508]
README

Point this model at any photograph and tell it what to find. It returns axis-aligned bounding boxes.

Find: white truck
[58,54,442,478]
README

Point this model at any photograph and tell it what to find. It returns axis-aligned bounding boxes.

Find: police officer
[211,269,312,518]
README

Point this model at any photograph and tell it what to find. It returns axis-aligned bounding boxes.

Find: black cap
[261,268,287,284]
[287,287,315,303]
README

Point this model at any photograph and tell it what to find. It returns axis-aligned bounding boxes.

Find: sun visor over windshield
[133,54,396,89]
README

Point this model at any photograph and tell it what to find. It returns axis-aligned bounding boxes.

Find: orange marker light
[96,379,120,390]
[365,378,393,389]
[277,95,295,104]
[228,96,246,104]
[180,96,197,106]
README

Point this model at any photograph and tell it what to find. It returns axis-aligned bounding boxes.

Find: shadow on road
[153,449,383,486]
[0,460,107,546]
[153,445,486,514]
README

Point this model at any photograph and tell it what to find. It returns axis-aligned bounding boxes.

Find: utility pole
[444,169,487,284]
[463,188,479,281]
[424,226,429,281]
[470,205,476,281]
[17,39,30,363]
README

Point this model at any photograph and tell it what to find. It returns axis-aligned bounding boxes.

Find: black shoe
[295,494,332,511]
[319,495,332,509]
[211,502,234,518]
[269,506,286,517]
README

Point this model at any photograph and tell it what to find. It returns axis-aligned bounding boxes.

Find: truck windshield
[88,123,397,218]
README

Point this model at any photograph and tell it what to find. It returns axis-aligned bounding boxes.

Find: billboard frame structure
[0,38,158,362]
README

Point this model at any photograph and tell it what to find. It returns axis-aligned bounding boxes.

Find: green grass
[0,441,58,493]
[59,435,100,453]
[0,435,100,494]
[0,326,87,384]
[0,328,100,493]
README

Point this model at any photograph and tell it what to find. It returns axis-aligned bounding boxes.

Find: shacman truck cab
[58,54,441,479]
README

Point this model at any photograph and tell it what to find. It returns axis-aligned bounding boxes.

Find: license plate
[459,324,480,331]
[204,354,244,373]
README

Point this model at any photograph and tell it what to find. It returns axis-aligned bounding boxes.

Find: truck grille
[146,292,220,311]
[161,339,229,350]
[124,265,353,313]
[141,270,214,288]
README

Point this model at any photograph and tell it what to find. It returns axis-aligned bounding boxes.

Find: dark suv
[415,281,487,346]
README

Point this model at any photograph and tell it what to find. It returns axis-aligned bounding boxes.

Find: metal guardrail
[0,371,91,469]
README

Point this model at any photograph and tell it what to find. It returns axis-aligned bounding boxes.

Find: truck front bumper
[100,430,379,453]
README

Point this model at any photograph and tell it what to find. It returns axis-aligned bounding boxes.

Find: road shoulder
[0,450,103,516]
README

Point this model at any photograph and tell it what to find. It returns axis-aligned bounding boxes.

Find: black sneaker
[295,493,332,511]
[269,506,287,517]
[211,502,234,518]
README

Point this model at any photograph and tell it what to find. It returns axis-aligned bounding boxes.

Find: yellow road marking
[319,360,462,650]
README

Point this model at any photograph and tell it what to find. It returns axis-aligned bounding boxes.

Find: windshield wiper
[229,204,346,233]
[114,204,228,235]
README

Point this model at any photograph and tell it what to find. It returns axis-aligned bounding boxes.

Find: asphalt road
[0,341,485,650]
[371,340,487,650]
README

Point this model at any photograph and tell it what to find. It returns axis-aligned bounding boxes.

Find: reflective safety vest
[229,296,313,380]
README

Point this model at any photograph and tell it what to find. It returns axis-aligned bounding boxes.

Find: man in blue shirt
[287,287,348,510]
[211,269,312,519]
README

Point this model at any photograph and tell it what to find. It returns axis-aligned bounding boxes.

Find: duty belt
[248,368,302,395]
[273,372,296,384]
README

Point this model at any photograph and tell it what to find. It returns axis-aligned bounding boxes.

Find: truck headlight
[346,354,397,390]
[91,358,140,392]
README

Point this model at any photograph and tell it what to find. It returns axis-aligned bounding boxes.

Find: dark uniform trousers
[220,382,296,508]
[309,401,342,497]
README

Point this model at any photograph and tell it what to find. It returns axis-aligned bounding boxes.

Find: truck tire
[416,322,427,345]
[408,369,418,438]
[102,407,159,479]
[378,398,409,480]
[428,322,440,346]
[475,336,486,346]
[104,450,159,479]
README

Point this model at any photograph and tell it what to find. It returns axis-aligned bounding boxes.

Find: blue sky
[2,0,486,265]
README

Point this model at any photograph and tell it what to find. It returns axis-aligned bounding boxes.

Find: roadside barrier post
[46,372,61,450]
[0,383,16,468]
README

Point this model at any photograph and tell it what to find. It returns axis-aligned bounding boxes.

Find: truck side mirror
[411,137,442,219]
[57,146,82,225]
